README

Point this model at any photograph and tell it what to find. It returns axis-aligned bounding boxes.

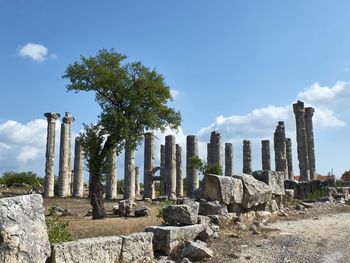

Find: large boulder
[121,232,154,262]
[134,206,151,217]
[163,202,199,226]
[203,173,243,205]
[0,194,51,263]
[51,236,123,263]
[145,223,207,255]
[198,200,228,216]
[252,170,285,195]
[180,240,214,261]
[233,173,272,209]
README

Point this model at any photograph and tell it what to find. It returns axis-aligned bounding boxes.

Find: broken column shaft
[176,144,183,197]
[123,146,135,199]
[305,107,316,180]
[106,149,117,200]
[207,131,223,168]
[243,140,252,175]
[143,133,155,199]
[285,138,294,180]
[274,121,288,179]
[261,140,271,170]
[165,135,176,199]
[225,143,233,176]
[72,137,84,198]
[186,135,199,198]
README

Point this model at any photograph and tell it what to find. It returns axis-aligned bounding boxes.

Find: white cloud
[170,89,180,99]
[18,43,57,62]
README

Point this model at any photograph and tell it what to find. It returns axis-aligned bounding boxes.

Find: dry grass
[43,197,163,240]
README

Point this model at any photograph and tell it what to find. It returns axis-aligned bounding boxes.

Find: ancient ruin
[207,131,223,167]
[186,135,199,197]
[176,144,183,197]
[274,121,288,179]
[165,135,176,199]
[285,138,294,180]
[106,149,117,200]
[225,143,233,176]
[261,139,271,170]
[72,137,84,198]
[123,147,135,199]
[243,139,252,175]
[143,133,155,199]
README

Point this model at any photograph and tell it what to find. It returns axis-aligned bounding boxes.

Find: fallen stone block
[163,202,199,226]
[197,215,211,224]
[121,232,154,263]
[197,226,214,242]
[233,173,272,208]
[284,189,294,203]
[180,240,214,261]
[51,236,123,263]
[203,173,243,205]
[145,223,207,255]
[252,170,285,195]
[0,194,51,263]
[199,200,228,216]
[135,206,151,217]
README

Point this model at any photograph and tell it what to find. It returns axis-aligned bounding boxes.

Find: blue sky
[1,0,350,181]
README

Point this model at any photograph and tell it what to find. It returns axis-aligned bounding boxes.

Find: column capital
[62,112,75,124]
[293,100,305,114]
[44,112,61,122]
[304,107,315,119]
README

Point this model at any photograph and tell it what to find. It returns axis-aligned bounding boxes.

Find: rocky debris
[199,200,228,216]
[176,197,193,205]
[163,202,199,226]
[180,240,214,261]
[256,211,272,220]
[121,232,154,262]
[203,173,243,205]
[197,215,211,224]
[145,223,208,255]
[197,226,214,242]
[266,199,279,212]
[233,173,272,209]
[323,187,350,200]
[250,224,260,235]
[11,183,29,188]
[208,214,230,226]
[144,198,152,203]
[28,187,41,194]
[0,194,51,263]
[135,206,151,217]
[296,204,305,210]
[62,208,75,216]
[301,202,314,208]
[284,189,294,203]
[51,236,123,263]
[115,199,136,217]
[252,170,285,195]
[85,209,92,216]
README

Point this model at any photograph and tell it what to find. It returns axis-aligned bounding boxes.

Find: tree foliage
[0,171,44,187]
[62,49,181,219]
[187,156,223,175]
[341,170,350,181]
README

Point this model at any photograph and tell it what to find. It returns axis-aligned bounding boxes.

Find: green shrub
[0,171,44,187]
[341,170,350,181]
[117,179,124,194]
[46,203,72,243]
[187,156,222,175]
[289,199,299,206]
[307,190,321,201]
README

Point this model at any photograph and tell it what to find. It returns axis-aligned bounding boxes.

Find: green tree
[63,49,181,219]
[0,171,44,187]
[341,170,350,181]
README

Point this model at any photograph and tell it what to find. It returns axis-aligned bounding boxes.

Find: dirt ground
[207,202,350,263]
[43,196,163,240]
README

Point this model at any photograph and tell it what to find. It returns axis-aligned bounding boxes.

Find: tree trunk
[90,174,106,220]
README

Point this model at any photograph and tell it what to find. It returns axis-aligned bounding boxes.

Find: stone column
[123,146,135,199]
[106,149,117,200]
[43,112,60,197]
[165,135,176,199]
[225,143,233,176]
[207,131,223,168]
[186,135,199,198]
[261,140,271,170]
[135,166,140,196]
[243,140,252,175]
[58,112,75,197]
[176,144,183,197]
[160,144,166,196]
[293,101,310,181]
[143,133,155,199]
[274,121,288,179]
[305,107,316,180]
[73,137,84,198]
[285,138,294,180]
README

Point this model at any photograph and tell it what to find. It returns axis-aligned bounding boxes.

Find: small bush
[289,199,299,206]
[157,200,175,223]
[307,190,321,201]
[187,156,223,175]
[117,179,124,194]
[0,171,44,187]
[46,203,72,243]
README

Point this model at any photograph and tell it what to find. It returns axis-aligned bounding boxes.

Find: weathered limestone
[274,121,288,179]
[145,224,208,255]
[252,170,285,195]
[305,107,316,180]
[0,194,51,263]
[180,240,214,261]
[143,133,155,199]
[293,101,310,181]
[285,138,294,180]
[73,137,84,198]
[176,144,183,197]
[203,173,243,205]
[165,135,176,199]
[106,149,117,200]
[120,232,154,263]
[261,140,271,170]
[233,173,272,209]
[43,112,60,197]
[163,202,199,225]
[186,135,199,198]
[124,147,135,199]
[135,166,140,196]
[207,131,223,167]
[198,200,228,216]
[243,140,252,175]
[160,144,166,196]
[58,112,75,197]
[51,236,123,263]
[225,143,233,176]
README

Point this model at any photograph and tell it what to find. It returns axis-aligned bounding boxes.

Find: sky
[1,0,350,182]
